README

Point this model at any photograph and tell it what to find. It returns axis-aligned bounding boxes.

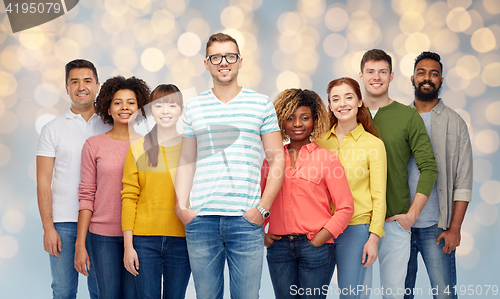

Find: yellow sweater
[317,124,387,237]
[121,137,185,236]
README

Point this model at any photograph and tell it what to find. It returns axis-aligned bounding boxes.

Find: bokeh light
[141,48,165,72]
[323,34,348,58]
[34,83,60,107]
[276,71,301,90]
[446,7,471,32]
[481,62,500,87]
[445,67,471,91]
[405,32,430,54]
[325,7,349,32]
[0,110,18,134]
[2,211,25,234]
[473,159,492,182]
[151,10,176,35]
[399,12,425,34]
[483,0,500,14]
[456,231,474,256]
[0,45,22,73]
[457,247,480,269]
[0,235,18,259]
[474,129,499,154]
[480,180,500,204]
[431,29,460,54]
[298,0,326,18]
[177,32,202,57]
[471,27,496,53]
[221,6,245,29]
[485,101,500,125]
[113,47,138,72]
[473,202,498,226]
[455,55,481,80]
[441,89,466,110]
[0,143,11,167]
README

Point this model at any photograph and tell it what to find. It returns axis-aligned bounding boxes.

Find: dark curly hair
[95,76,151,124]
[414,51,443,73]
[273,89,329,142]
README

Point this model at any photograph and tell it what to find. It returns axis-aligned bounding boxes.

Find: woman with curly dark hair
[121,84,191,298]
[261,88,354,299]
[75,76,150,299]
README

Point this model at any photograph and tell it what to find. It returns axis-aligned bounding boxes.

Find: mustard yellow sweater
[121,138,185,236]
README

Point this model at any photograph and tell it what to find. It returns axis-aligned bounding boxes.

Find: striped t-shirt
[183,87,279,215]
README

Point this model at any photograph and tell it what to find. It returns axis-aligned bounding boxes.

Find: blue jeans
[378,220,411,299]
[88,232,138,299]
[49,222,98,299]
[267,235,335,299]
[404,225,457,299]
[184,215,264,299]
[133,235,191,299]
[334,224,370,299]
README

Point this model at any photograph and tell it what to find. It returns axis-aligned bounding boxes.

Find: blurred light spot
[431,29,459,54]
[298,0,326,18]
[19,27,45,49]
[141,48,165,72]
[221,6,245,29]
[105,0,128,16]
[277,12,306,35]
[471,27,496,53]
[456,231,473,256]
[239,63,262,90]
[113,47,138,71]
[441,89,466,109]
[101,13,127,35]
[0,72,17,97]
[396,74,414,97]
[474,129,499,154]
[323,34,348,58]
[400,12,425,34]
[0,235,18,259]
[164,48,180,66]
[34,83,59,107]
[222,29,244,49]
[294,49,319,75]
[399,54,417,77]
[426,1,449,27]
[480,180,500,204]
[2,211,24,234]
[0,46,22,73]
[464,10,484,35]
[54,38,80,63]
[128,0,151,15]
[0,99,4,117]
[474,202,498,226]
[272,50,294,71]
[446,7,471,32]
[392,33,408,57]
[447,0,472,9]
[463,76,486,98]
[279,34,303,54]
[0,143,11,167]
[392,0,427,15]
[473,159,492,182]
[455,55,481,80]
[276,71,300,91]
[65,24,93,48]
[186,18,210,41]
[344,51,365,74]
[29,197,41,220]
[405,32,430,54]
[481,62,500,87]
[302,27,320,47]
[27,159,36,182]
[133,19,158,45]
[445,67,471,91]
[163,0,186,17]
[347,13,381,48]
[151,10,176,35]
[457,247,480,269]
[242,32,258,54]
[325,7,349,32]
[17,47,44,70]
[177,32,201,57]
[485,102,500,125]
[454,109,471,128]
[35,114,57,134]
[483,0,500,14]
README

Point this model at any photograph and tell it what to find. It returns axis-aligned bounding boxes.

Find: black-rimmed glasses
[206,53,240,65]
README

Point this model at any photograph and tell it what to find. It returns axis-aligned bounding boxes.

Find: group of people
[36,32,472,299]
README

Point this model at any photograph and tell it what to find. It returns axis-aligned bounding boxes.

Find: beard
[413,80,441,102]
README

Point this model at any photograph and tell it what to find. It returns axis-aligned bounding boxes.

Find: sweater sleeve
[453,117,473,202]
[368,139,387,237]
[121,146,140,231]
[408,111,438,197]
[78,140,97,212]
[323,157,354,239]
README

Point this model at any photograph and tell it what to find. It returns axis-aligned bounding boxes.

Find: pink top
[261,142,354,243]
[78,133,133,237]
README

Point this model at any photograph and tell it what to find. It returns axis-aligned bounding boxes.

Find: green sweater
[371,101,438,218]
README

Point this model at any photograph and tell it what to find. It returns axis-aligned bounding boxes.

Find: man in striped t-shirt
[174,33,285,299]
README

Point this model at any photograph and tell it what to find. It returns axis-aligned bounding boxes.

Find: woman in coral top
[121,84,191,299]
[74,76,150,299]
[317,77,387,299]
[261,89,354,299]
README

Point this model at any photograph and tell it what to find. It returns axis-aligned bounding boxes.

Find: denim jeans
[133,235,191,299]
[88,232,138,299]
[334,224,370,299]
[404,225,457,299]
[378,220,411,299]
[267,235,335,299]
[184,215,264,299]
[49,222,98,299]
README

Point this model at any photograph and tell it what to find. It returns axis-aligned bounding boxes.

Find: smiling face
[359,60,394,98]
[151,100,182,129]
[411,58,443,102]
[66,68,100,112]
[329,83,363,125]
[108,89,138,125]
[284,105,314,143]
[204,41,242,86]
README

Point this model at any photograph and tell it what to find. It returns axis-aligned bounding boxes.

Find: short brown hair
[65,59,98,85]
[205,33,240,57]
[360,49,392,73]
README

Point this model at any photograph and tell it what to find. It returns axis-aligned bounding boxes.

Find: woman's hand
[123,246,139,276]
[310,228,333,247]
[362,233,380,267]
[74,244,90,276]
[265,233,281,247]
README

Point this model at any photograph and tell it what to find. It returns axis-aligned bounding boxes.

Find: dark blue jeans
[404,224,457,299]
[88,232,138,299]
[267,235,335,299]
[133,235,191,299]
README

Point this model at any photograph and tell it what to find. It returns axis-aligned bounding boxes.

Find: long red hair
[326,77,379,138]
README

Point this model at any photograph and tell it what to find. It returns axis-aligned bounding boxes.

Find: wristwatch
[256,205,270,219]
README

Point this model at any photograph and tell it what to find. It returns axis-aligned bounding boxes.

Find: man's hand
[243,207,264,225]
[43,227,62,257]
[437,227,461,254]
[265,233,281,247]
[385,213,415,231]
[176,208,197,226]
